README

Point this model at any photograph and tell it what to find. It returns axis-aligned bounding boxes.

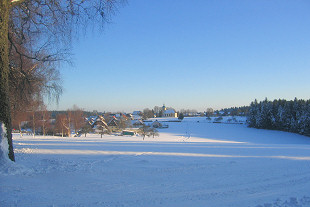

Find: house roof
[133,111,141,115]
[164,109,176,114]
[133,120,144,125]
[108,118,118,127]
[151,120,162,127]
[91,118,109,131]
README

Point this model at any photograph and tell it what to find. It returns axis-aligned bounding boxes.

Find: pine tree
[248,98,310,137]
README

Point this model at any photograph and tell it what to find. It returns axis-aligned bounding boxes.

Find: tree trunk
[0,0,15,161]
[19,123,23,137]
[74,120,77,135]
[67,117,71,137]
[32,112,35,138]
[42,119,45,137]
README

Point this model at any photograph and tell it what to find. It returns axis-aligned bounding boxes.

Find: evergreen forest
[247,98,310,136]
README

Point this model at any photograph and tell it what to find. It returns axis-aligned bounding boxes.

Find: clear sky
[48,0,310,113]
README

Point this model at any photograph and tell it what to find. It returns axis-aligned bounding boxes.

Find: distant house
[88,116,97,122]
[132,120,144,128]
[108,113,128,120]
[126,113,133,120]
[151,120,162,128]
[121,113,129,120]
[163,109,177,118]
[132,111,142,116]
[108,118,118,132]
[151,120,168,128]
[91,116,110,133]
[160,104,178,118]
[132,111,142,120]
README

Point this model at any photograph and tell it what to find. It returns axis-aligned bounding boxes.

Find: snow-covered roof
[164,109,176,114]
[108,118,118,126]
[132,111,141,115]
[133,120,144,125]
[132,115,141,120]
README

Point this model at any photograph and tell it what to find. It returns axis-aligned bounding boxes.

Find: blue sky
[48,0,310,112]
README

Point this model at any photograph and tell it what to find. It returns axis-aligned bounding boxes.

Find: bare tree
[1,0,124,161]
[153,106,161,116]
[27,99,42,138]
[137,125,159,140]
[38,105,51,136]
[55,113,66,137]
[80,122,93,137]
[206,108,214,117]
[71,105,84,135]
[60,113,71,137]
[65,110,72,137]
[104,112,112,124]
[11,107,27,136]
[137,125,150,140]
[149,128,159,138]
[142,108,154,120]
[118,116,131,130]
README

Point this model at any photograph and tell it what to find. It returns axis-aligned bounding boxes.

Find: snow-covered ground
[1,117,310,207]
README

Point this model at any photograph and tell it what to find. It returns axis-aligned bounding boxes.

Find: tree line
[12,104,85,137]
[213,106,249,117]
[247,98,310,136]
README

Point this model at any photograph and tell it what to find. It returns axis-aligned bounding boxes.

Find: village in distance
[12,104,249,138]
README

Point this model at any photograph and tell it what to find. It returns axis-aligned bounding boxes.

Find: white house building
[162,105,177,118]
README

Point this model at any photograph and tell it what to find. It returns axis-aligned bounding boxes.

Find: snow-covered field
[1,117,310,207]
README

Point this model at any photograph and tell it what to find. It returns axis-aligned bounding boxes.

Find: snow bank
[0,122,9,162]
[0,123,33,176]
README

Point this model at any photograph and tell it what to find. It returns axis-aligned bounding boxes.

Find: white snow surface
[1,117,310,207]
[0,123,9,161]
